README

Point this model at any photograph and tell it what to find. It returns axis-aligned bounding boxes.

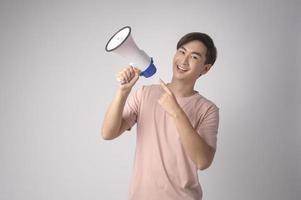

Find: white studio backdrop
[0,0,300,199]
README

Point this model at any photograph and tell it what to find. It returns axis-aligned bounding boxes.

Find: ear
[199,64,212,76]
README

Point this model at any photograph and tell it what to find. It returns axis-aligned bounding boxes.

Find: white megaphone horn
[105,26,156,79]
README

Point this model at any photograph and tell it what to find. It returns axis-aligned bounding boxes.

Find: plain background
[0,0,300,199]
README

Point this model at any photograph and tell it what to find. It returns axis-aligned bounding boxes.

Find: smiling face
[172,40,212,83]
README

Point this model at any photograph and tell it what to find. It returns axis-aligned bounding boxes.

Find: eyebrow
[180,46,203,58]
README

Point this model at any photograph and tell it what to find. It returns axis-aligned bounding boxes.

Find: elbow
[101,133,112,140]
[197,163,210,171]
[197,147,215,170]
[101,128,114,140]
[197,158,213,171]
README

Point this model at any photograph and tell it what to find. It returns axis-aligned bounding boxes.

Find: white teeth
[177,65,188,71]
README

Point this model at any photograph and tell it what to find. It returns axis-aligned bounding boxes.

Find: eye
[192,55,200,60]
[178,49,185,54]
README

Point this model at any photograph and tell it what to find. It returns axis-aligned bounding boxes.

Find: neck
[168,78,196,97]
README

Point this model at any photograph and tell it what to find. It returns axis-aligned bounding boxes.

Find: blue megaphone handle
[140,58,156,78]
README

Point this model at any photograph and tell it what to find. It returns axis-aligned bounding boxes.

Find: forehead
[180,40,207,55]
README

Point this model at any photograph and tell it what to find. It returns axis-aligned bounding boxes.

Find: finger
[116,67,130,84]
[130,67,139,79]
[133,67,141,76]
[125,69,132,82]
[159,78,172,96]
[122,69,131,83]
[119,71,128,83]
[118,69,129,83]
[128,67,136,78]
[130,66,135,76]
[116,75,126,84]
[120,80,126,85]
[129,73,139,85]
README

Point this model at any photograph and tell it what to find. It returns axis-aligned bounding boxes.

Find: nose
[180,54,189,65]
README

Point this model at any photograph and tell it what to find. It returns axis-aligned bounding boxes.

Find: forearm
[173,108,213,170]
[101,88,131,139]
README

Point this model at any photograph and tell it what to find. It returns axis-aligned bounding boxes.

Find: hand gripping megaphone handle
[118,58,156,85]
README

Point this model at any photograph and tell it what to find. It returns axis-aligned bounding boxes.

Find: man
[101,32,219,200]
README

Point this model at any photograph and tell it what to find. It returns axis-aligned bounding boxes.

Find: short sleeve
[196,104,219,150]
[122,86,144,131]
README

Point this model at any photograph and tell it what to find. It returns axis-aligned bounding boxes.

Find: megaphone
[105,26,156,79]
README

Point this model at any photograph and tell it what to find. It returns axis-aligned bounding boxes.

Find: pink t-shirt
[122,84,219,200]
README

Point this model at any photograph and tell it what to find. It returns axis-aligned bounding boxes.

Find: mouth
[177,65,189,72]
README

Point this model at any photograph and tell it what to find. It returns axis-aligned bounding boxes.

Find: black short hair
[177,32,217,65]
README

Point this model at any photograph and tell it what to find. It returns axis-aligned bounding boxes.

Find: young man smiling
[101,32,219,200]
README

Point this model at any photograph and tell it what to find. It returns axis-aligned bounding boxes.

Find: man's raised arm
[101,66,140,140]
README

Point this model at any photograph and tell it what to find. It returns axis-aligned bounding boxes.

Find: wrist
[117,87,131,97]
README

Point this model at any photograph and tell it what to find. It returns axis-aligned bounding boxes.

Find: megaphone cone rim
[105,26,132,52]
